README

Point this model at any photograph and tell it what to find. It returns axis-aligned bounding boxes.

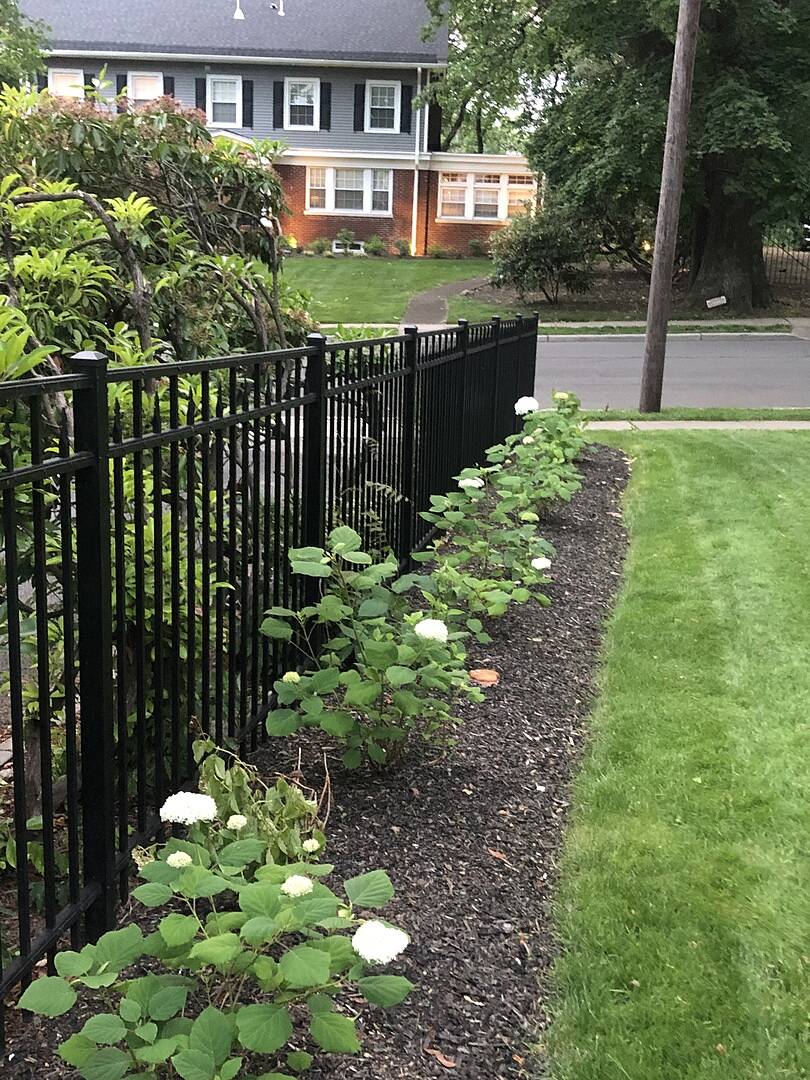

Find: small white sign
[706,295,727,309]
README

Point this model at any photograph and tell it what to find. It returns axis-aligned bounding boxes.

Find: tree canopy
[0,0,45,87]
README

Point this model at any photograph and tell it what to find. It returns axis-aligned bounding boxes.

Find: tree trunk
[686,162,771,312]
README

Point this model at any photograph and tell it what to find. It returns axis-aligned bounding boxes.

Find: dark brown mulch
[3,444,629,1079]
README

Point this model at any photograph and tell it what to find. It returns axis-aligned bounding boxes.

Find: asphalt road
[534,334,810,409]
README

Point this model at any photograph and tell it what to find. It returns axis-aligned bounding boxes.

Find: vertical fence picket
[302,334,328,573]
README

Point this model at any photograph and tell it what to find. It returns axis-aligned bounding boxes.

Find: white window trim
[126,71,165,104]
[364,79,401,134]
[304,166,393,217]
[48,67,85,99]
[284,76,320,131]
[436,172,536,223]
[206,73,243,129]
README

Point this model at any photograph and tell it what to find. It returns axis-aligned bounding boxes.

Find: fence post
[302,333,328,580]
[490,315,502,445]
[70,350,116,941]
[400,326,419,564]
[457,319,470,471]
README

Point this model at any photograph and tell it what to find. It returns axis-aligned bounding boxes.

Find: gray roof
[23,0,447,65]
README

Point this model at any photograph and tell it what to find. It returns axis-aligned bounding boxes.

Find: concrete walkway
[589,420,810,430]
[401,277,487,325]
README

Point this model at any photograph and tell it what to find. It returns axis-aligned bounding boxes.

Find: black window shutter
[427,102,443,151]
[400,84,414,134]
[354,83,365,131]
[195,77,207,112]
[115,73,127,112]
[84,71,97,93]
[320,81,331,131]
[36,72,48,92]
[243,79,254,127]
[164,75,175,98]
[273,81,284,127]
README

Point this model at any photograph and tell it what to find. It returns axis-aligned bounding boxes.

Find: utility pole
[639,0,702,412]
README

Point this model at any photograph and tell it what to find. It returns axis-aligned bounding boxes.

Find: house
[21,0,535,255]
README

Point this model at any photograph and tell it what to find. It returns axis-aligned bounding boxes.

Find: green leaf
[158,913,200,948]
[266,708,301,736]
[343,550,372,564]
[362,640,399,668]
[171,1049,216,1080]
[308,935,357,973]
[94,925,145,970]
[367,739,387,764]
[301,695,324,717]
[58,1034,96,1069]
[55,950,93,977]
[319,710,356,737]
[308,666,341,693]
[176,865,230,900]
[328,525,363,552]
[236,1002,293,1053]
[289,546,326,561]
[279,944,331,988]
[133,881,173,907]
[78,1047,130,1080]
[220,1058,243,1080]
[344,679,381,707]
[189,1007,235,1067]
[344,869,394,909]
[119,996,142,1023]
[342,748,363,769]
[148,984,189,1021]
[189,933,243,969]
[260,617,292,641]
[291,561,332,578]
[385,664,416,687]
[134,1022,158,1044]
[218,838,266,866]
[357,975,414,1006]
[309,1011,360,1054]
[240,916,277,947]
[134,1038,182,1063]
[286,1050,314,1072]
[19,975,76,1017]
[81,1014,127,1045]
[357,596,390,619]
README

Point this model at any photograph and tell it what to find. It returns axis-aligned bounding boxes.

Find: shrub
[427,243,455,259]
[392,238,411,258]
[308,236,332,255]
[335,227,356,254]
[364,234,388,257]
[468,237,490,258]
[490,205,594,304]
[17,743,413,1078]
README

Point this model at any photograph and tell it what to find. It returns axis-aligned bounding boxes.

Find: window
[334,169,365,210]
[285,78,319,130]
[207,75,242,127]
[437,171,536,222]
[48,68,85,99]
[305,167,393,215]
[365,80,400,132]
[127,72,164,107]
[308,167,327,210]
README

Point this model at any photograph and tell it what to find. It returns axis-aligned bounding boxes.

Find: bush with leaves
[490,204,595,304]
[18,749,413,1079]
[261,526,481,769]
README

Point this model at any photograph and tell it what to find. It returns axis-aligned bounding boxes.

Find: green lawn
[281,256,490,323]
[585,407,810,421]
[547,432,810,1080]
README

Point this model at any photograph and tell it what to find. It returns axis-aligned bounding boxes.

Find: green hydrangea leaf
[344,869,394,908]
[18,975,76,1017]
[309,1011,360,1054]
[236,1003,293,1053]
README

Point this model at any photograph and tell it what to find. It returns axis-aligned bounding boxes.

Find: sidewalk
[588,419,810,430]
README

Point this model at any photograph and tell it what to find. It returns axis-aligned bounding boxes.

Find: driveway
[534,334,810,409]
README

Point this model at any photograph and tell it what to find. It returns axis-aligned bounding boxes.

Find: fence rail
[763,230,810,291]
[0,314,538,1035]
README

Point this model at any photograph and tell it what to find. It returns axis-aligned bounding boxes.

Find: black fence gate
[0,314,538,1034]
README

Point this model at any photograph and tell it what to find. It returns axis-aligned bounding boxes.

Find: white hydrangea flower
[553,391,570,401]
[302,838,321,853]
[226,814,248,832]
[281,670,301,683]
[531,556,552,572]
[522,435,535,445]
[458,476,484,490]
[414,618,449,643]
[280,874,314,898]
[166,851,193,869]
[160,792,217,826]
[352,920,410,965]
[514,396,540,416]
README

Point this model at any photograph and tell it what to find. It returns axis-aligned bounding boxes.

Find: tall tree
[0,0,46,87]
[430,0,810,312]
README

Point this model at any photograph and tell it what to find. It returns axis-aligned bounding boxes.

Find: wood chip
[469,668,500,686]
[424,1046,457,1069]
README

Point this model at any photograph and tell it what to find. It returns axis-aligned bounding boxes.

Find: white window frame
[126,71,165,106]
[284,76,320,131]
[48,67,85,99]
[206,74,243,129]
[437,172,536,223]
[364,79,401,133]
[304,166,393,217]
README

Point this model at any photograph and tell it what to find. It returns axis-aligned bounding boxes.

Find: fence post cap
[403,324,418,335]
[491,315,501,323]
[457,318,469,327]
[306,332,326,344]
[71,350,108,365]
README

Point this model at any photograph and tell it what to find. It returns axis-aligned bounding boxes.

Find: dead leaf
[487,848,510,862]
[424,1047,457,1069]
[469,667,500,687]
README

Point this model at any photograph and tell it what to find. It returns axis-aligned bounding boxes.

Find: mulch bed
[3,444,629,1079]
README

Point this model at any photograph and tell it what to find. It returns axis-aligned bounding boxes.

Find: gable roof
[23,0,447,66]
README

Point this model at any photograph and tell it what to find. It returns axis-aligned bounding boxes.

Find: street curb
[536,332,794,342]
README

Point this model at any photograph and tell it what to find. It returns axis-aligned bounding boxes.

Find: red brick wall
[276,164,507,256]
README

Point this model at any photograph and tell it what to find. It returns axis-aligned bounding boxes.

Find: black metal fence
[0,314,537,1032]
[763,229,810,291]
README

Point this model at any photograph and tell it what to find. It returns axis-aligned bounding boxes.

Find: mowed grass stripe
[547,433,810,1080]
